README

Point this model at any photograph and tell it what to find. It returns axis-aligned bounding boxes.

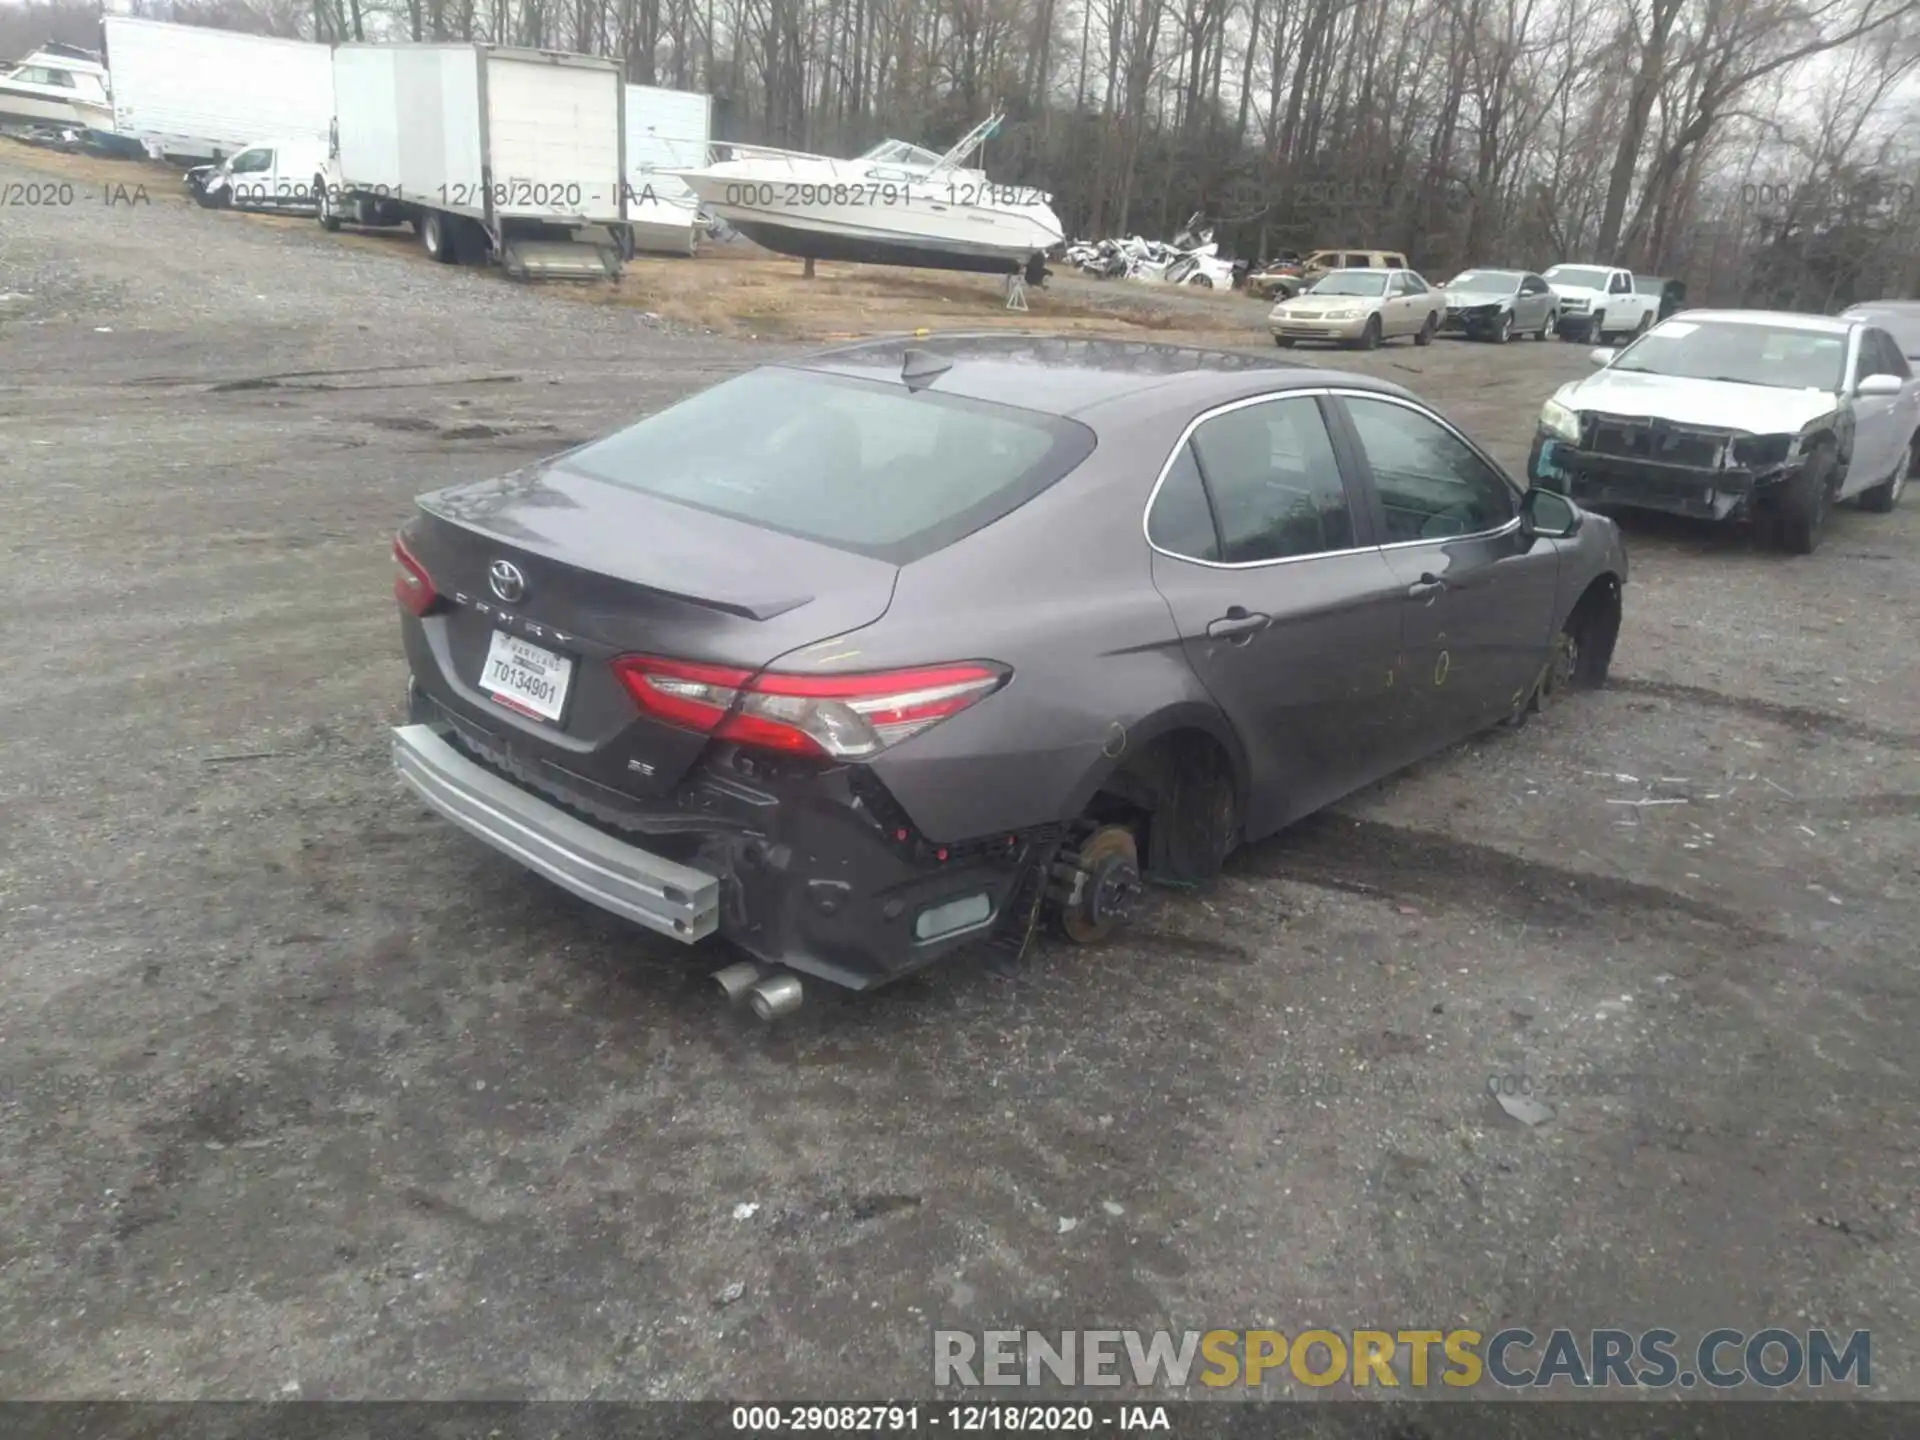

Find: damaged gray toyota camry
[390,334,1628,1018]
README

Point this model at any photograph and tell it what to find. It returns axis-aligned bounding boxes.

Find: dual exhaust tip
[712,961,803,1020]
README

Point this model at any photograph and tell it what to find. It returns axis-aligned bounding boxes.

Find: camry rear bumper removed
[392,704,1043,992]
[395,723,720,942]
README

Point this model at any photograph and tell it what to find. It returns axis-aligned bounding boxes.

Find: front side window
[230,148,272,174]
[1187,397,1355,563]
[1342,396,1518,543]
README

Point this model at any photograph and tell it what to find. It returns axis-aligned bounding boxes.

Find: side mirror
[1521,486,1582,540]
[1589,347,1616,367]
[1856,373,1905,397]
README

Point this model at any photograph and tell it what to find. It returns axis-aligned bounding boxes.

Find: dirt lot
[3,141,1919,1405]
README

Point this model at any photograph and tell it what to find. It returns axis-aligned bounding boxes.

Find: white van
[188,138,333,214]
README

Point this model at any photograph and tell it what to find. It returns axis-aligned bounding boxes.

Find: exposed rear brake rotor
[1050,824,1142,945]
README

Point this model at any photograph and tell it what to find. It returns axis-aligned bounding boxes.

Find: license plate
[480,630,574,722]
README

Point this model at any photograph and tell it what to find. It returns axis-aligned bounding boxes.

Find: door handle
[1407,572,1446,601]
[1207,607,1271,641]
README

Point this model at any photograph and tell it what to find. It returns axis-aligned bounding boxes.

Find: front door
[1147,392,1405,838]
[1331,392,1564,744]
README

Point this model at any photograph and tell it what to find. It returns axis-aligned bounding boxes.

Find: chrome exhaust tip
[746,972,803,1021]
[712,961,765,1004]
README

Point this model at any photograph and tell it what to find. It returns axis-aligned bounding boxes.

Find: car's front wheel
[316,178,341,232]
[1858,433,1915,513]
[1354,316,1382,351]
[1414,313,1436,347]
[1776,442,1838,553]
[1492,311,1512,344]
[1273,335,1295,348]
[1538,310,1556,340]
[1511,577,1620,725]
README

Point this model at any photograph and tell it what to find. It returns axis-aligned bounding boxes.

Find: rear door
[1402,270,1437,332]
[1518,273,1550,329]
[1848,328,1916,493]
[1147,391,1405,836]
[1330,390,1562,744]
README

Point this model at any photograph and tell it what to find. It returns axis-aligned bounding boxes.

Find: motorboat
[0,42,114,132]
[671,116,1063,280]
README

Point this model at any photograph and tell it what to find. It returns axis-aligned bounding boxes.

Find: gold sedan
[1268,267,1448,350]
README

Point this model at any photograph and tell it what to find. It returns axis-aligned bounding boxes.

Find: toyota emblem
[488,559,527,604]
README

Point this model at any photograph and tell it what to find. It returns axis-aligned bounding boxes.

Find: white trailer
[623,83,711,256]
[101,16,333,164]
[318,43,627,280]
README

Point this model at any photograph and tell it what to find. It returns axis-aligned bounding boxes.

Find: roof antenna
[901,347,952,392]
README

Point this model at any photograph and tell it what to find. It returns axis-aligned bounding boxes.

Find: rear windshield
[559,367,1096,564]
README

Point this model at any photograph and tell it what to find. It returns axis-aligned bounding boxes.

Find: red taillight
[612,656,1008,759]
[393,536,438,617]
[612,655,753,733]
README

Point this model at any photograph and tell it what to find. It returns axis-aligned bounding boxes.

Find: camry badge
[488,560,526,605]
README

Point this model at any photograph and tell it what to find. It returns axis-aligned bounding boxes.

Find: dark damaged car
[1527,309,1920,553]
[391,335,1628,1018]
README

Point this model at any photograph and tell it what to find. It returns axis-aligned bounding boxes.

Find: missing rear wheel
[1048,824,1142,945]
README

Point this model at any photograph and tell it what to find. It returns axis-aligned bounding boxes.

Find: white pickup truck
[1542,264,1663,343]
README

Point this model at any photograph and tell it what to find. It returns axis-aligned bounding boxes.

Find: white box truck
[623,82,711,256]
[101,16,333,164]
[317,43,627,280]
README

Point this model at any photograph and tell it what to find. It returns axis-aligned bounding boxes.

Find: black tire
[316,178,341,232]
[1273,335,1296,348]
[1632,310,1654,337]
[1493,311,1512,344]
[1589,311,1606,343]
[1777,443,1838,554]
[1538,310,1555,340]
[1191,274,1214,289]
[451,217,492,265]
[421,210,456,264]
[1355,316,1382,351]
[192,182,229,210]
[1858,434,1915,513]
[1414,313,1436,347]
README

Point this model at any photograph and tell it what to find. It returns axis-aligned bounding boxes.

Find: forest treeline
[7,0,1919,304]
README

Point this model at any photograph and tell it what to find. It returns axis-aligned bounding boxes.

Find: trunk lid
[404,462,898,798]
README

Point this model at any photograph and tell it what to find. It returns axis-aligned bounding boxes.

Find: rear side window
[561,367,1095,563]
[1146,446,1220,561]
[1188,397,1355,563]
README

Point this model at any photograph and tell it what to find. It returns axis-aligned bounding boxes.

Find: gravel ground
[2,147,1918,1404]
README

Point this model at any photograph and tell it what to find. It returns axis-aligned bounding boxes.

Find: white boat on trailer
[0,42,114,133]
[671,116,1062,282]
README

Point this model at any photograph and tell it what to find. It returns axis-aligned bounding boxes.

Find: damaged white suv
[1526,310,1920,553]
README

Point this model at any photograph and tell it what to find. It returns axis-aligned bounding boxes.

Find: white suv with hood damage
[1542,264,1662,343]
[1526,310,1920,554]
